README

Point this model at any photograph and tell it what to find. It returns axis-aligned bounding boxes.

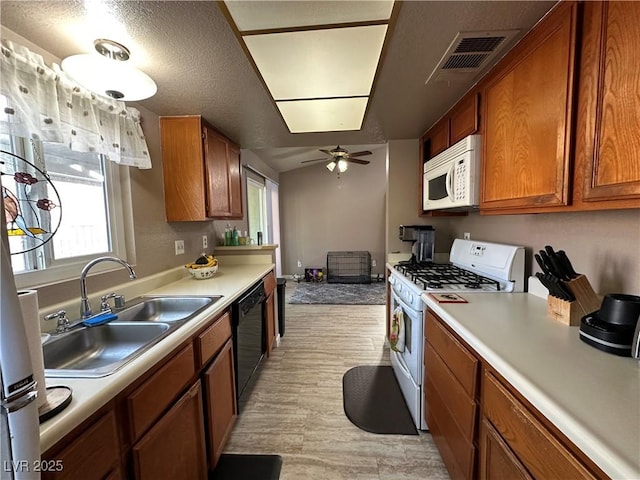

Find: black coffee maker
[579,293,640,356]
[398,225,435,264]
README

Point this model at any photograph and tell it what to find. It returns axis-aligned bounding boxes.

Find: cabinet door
[132,381,207,480]
[426,119,450,159]
[264,291,276,357]
[203,339,237,469]
[449,92,479,145]
[481,2,577,211]
[227,142,243,218]
[577,1,640,203]
[479,419,532,480]
[43,411,120,480]
[204,127,243,219]
[160,116,208,221]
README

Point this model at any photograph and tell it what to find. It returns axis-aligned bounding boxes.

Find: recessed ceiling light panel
[244,25,387,100]
[276,97,368,133]
[224,1,394,31]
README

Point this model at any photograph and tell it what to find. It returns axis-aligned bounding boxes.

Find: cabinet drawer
[425,311,478,397]
[263,271,276,296]
[127,344,195,441]
[483,372,597,480]
[196,311,232,367]
[425,343,477,441]
[43,411,119,480]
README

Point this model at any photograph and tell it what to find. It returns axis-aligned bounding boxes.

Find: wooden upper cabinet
[160,115,243,221]
[480,1,578,211]
[204,127,243,219]
[574,1,640,206]
[425,119,450,159]
[449,92,479,145]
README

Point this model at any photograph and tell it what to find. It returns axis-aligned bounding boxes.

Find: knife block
[546,275,601,326]
[547,296,583,326]
[564,275,601,316]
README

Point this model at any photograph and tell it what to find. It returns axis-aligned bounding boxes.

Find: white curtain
[0,40,152,169]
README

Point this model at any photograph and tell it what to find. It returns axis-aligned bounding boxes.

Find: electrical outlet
[297,260,302,268]
[202,235,208,249]
[463,232,471,240]
[372,259,377,267]
[175,240,185,255]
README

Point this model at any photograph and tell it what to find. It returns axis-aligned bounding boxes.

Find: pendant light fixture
[61,39,157,101]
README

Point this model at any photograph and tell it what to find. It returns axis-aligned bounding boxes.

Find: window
[246,174,267,243]
[1,133,133,289]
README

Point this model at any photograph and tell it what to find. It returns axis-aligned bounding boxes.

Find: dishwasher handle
[237,281,265,317]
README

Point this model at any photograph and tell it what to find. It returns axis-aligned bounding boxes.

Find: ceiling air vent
[425,30,519,85]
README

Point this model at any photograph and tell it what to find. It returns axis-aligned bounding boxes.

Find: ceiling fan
[301,146,372,173]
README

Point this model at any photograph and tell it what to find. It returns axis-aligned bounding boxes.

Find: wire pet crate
[326,251,371,284]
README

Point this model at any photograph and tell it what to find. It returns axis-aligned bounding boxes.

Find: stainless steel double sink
[43,295,221,378]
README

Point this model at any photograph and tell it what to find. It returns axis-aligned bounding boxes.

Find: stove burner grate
[395,262,501,291]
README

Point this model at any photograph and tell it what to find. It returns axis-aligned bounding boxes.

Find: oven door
[389,287,426,429]
[389,288,422,385]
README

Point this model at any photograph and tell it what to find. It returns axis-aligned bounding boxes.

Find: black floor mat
[342,365,418,435]
[210,454,283,480]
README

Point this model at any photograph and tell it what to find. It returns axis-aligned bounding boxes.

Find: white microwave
[423,134,481,211]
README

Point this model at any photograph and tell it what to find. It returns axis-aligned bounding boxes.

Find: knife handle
[557,250,579,278]
[539,251,561,279]
[534,253,549,274]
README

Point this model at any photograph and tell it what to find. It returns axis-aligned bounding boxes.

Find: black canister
[257,232,263,245]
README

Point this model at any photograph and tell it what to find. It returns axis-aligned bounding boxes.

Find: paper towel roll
[18,290,47,408]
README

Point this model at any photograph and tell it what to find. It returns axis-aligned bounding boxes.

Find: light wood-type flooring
[224,281,450,479]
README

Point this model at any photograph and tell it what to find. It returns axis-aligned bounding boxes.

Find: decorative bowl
[187,265,218,280]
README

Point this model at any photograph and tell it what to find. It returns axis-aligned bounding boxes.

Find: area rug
[288,281,386,305]
[209,454,282,480]
[342,365,418,435]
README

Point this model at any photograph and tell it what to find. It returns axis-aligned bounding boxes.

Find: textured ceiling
[0,0,556,172]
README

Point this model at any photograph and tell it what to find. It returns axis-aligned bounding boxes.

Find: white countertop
[40,263,273,453]
[422,292,640,480]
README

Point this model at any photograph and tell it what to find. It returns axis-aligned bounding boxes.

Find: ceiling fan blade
[348,158,370,165]
[301,158,329,164]
[318,149,333,155]
[347,150,372,157]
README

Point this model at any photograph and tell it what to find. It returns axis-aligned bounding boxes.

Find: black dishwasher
[232,280,265,408]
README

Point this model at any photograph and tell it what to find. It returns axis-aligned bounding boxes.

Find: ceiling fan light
[337,159,348,173]
[326,161,337,172]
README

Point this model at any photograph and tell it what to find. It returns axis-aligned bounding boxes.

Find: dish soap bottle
[224,224,231,246]
[232,227,239,246]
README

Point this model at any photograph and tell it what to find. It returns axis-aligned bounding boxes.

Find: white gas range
[388,238,525,430]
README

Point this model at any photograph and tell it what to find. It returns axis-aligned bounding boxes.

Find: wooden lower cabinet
[263,271,277,356]
[481,371,598,480]
[202,338,237,469]
[479,419,532,480]
[42,410,120,480]
[132,381,207,480]
[424,311,479,480]
[425,311,606,480]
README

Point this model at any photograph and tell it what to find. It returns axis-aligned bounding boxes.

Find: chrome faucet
[80,256,136,319]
